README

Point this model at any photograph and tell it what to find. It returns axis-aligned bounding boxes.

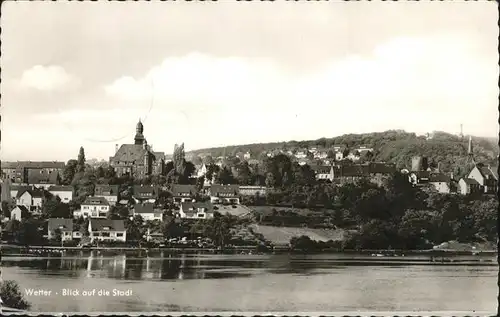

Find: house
[133,203,163,221]
[179,202,214,220]
[196,164,208,178]
[10,205,29,221]
[145,228,164,243]
[239,186,268,196]
[16,187,44,213]
[428,173,452,194]
[94,184,120,205]
[171,184,197,205]
[409,171,431,186]
[109,120,165,178]
[467,164,498,194]
[48,218,74,241]
[311,165,334,182]
[27,169,60,189]
[458,178,482,195]
[133,185,159,203]
[88,219,126,242]
[209,184,240,204]
[48,186,74,203]
[243,152,251,160]
[335,151,343,161]
[77,196,110,218]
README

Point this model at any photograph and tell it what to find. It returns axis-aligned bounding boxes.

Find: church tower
[134,119,146,145]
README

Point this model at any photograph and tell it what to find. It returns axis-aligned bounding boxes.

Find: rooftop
[90,219,125,231]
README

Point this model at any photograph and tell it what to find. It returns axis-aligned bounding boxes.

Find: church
[109,120,166,178]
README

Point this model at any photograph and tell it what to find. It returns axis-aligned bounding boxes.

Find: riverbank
[0,244,497,257]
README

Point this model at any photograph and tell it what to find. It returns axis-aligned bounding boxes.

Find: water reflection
[1,252,496,282]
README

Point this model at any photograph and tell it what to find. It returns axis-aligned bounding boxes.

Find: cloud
[104,34,497,127]
[18,65,80,91]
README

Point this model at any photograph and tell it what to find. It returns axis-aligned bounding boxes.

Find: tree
[53,228,62,243]
[235,162,252,185]
[327,150,335,159]
[77,147,86,173]
[1,200,14,219]
[0,280,31,310]
[265,173,276,188]
[216,166,236,185]
[62,159,78,185]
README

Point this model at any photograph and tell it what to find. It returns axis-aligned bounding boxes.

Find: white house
[209,185,240,204]
[458,178,482,195]
[48,185,74,203]
[76,196,110,218]
[179,202,214,220]
[171,184,197,205]
[88,219,126,243]
[311,165,334,182]
[94,184,120,205]
[10,205,29,221]
[133,185,159,204]
[335,151,343,161]
[133,203,163,222]
[48,218,74,242]
[467,164,498,194]
[16,188,44,213]
[428,173,452,194]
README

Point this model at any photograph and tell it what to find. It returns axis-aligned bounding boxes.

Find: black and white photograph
[0,1,498,315]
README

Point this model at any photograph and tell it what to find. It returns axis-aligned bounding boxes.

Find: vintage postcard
[0,1,498,315]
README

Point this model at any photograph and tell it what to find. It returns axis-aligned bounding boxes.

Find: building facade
[109,120,165,179]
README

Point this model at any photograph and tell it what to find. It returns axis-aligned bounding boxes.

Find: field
[215,204,253,217]
[250,205,328,216]
[249,224,345,245]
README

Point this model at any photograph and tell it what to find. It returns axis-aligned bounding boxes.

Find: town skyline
[1,1,498,162]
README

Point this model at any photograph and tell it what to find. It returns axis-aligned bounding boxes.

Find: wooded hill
[188,130,498,176]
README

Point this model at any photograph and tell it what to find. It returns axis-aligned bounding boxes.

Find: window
[198,214,205,218]
[102,232,110,237]
[116,233,124,237]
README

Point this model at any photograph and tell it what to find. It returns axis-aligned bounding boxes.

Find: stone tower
[134,119,146,145]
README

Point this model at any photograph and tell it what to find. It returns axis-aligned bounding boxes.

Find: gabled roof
[48,218,74,232]
[171,184,197,196]
[181,201,214,214]
[133,185,159,196]
[461,178,480,185]
[478,165,498,180]
[82,196,109,206]
[13,205,29,213]
[153,152,166,161]
[210,184,240,196]
[90,219,125,231]
[16,188,44,199]
[429,173,451,183]
[48,185,74,192]
[110,144,150,163]
[134,203,161,214]
[94,184,119,196]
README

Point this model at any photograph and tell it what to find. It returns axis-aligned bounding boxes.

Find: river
[1,251,497,313]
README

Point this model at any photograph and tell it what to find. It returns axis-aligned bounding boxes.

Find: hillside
[188,130,499,174]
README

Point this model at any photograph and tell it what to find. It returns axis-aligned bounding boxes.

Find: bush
[0,280,31,310]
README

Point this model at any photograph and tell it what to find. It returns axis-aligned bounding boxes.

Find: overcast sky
[1,1,498,161]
